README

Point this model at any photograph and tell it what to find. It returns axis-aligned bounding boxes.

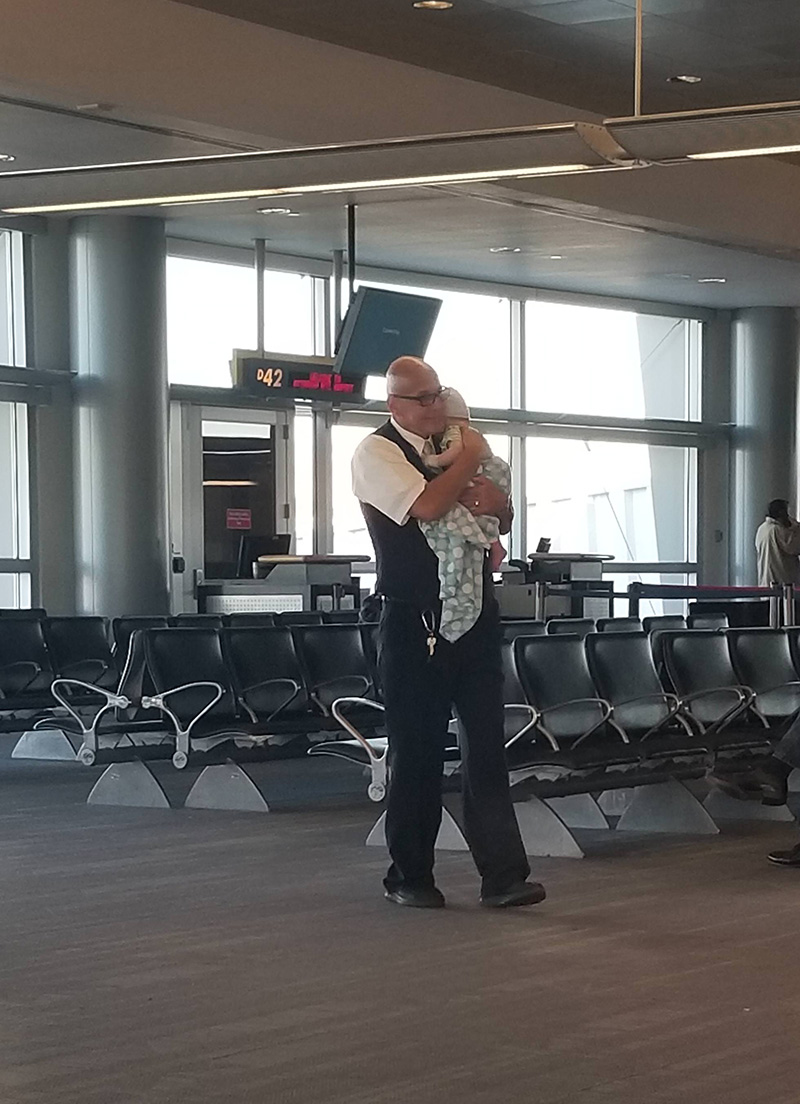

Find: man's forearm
[409,450,482,522]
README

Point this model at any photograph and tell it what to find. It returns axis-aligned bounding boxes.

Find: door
[169,403,293,613]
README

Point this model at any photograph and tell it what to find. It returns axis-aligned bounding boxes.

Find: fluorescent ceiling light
[0,154,15,163]
[697,276,726,283]
[2,163,594,214]
[688,143,800,160]
[202,479,259,487]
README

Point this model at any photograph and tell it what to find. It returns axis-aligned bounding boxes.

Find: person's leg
[710,713,799,805]
[379,601,453,896]
[451,605,542,903]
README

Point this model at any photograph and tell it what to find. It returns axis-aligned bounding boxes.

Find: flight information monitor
[334,286,442,376]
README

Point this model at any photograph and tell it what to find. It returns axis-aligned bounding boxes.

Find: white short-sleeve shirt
[352,419,431,526]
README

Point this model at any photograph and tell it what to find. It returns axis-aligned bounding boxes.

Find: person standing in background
[755,499,800,585]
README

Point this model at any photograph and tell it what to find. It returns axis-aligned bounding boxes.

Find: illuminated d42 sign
[235,354,365,403]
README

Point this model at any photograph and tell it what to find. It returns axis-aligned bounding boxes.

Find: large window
[167,257,315,387]
[0,401,31,607]
[525,301,701,421]
[525,438,696,563]
[332,424,374,557]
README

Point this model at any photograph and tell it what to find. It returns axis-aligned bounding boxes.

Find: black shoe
[707,769,788,807]
[768,843,800,866]
[384,886,445,909]
[480,881,547,909]
[707,772,763,802]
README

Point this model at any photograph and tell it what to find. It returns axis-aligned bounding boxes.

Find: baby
[420,389,511,642]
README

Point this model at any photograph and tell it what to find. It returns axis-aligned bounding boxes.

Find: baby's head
[444,388,470,428]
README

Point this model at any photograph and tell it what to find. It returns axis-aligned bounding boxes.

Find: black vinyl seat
[0,617,58,719]
[276,611,324,626]
[643,616,687,633]
[688,612,729,630]
[596,617,643,633]
[0,607,46,620]
[727,628,800,722]
[660,630,769,753]
[322,610,361,624]
[44,616,118,690]
[169,614,225,629]
[144,627,273,768]
[291,624,374,711]
[111,616,169,659]
[546,618,595,638]
[225,612,276,628]
[585,631,696,749]
[645,616,689,687]
[501,620,546,641]
[511,635,630,767]
[221,626,312,726]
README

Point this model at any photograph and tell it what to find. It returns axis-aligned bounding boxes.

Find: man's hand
[460,475,509,519]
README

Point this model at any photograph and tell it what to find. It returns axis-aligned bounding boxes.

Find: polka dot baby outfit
[420,454,511,642]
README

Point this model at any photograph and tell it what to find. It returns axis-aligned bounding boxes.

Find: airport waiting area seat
[545,618,595,638]
[9,604,800,851]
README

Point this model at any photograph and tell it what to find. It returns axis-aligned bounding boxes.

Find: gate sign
[226,508,252,531]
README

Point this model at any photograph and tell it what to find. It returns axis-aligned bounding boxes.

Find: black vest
[361,421,441,608]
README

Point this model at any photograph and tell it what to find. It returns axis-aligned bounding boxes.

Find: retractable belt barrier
[626,582,795,627]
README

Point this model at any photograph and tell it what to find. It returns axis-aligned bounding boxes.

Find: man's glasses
[390,386,449,408]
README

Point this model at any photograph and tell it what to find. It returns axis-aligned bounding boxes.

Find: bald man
[351,357,545,910]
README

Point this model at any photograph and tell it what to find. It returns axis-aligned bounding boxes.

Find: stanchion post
[770,588,781,629]
[628,583,640,619]
[783,583,795,627]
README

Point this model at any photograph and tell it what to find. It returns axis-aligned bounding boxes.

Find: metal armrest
[50,677,132,758]
[0,660,41,695]
[330,696,388,801]
[241,677,301,724]
[611,692,688,741]
[537,697,627,749]
[59,659,110,686]
[312,675,372,715]
[142,681,224,741]
[679,685,753,736]
[503,703,541,750]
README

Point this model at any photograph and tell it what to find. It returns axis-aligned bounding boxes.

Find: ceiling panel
[177,0,800,116]
[165,189,800,309]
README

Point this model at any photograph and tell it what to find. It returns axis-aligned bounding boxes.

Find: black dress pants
[378,597,530,896]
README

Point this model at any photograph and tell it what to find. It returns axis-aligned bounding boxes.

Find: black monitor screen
[334,287,442,377]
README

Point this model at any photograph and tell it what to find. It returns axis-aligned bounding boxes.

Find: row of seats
[64,623,385,769]
[314,625,796,806]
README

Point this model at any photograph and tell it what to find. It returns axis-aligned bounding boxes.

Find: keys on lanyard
[421,610,437,659]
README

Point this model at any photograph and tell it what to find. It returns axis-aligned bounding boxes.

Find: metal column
[70,216,170,615]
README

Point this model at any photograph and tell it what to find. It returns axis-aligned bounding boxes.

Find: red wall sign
[226,508,252,531]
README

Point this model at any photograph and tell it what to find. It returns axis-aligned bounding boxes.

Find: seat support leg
[545,793,609,829]
[513,796,585,858]
[11,729,80,761]
[87,760,171,808]
[365,807,469,851]
[184,761,270,812]
[597,788,636,817]
[616,779,719,834]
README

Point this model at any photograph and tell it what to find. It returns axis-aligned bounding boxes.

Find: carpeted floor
[1,751,799,1104]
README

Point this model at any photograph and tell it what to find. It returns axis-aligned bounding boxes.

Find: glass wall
[525,439,696,563]
[166,258,315,387]
[164,246,707,604]
[525,301,701,421]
